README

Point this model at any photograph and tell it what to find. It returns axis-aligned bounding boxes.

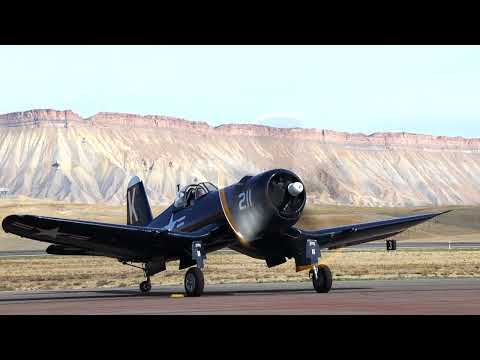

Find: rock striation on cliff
[1,109,480,206]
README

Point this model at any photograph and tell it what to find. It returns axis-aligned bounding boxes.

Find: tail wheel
[139,280,152,294]
[311,264,332,293]
[184,267,205,297]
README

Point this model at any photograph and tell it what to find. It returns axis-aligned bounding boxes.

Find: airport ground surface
[1,278,480,315]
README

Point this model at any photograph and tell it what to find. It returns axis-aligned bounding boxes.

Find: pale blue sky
[1,45,480,137]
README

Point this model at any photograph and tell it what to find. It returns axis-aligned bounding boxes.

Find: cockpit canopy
[174,182,218,209]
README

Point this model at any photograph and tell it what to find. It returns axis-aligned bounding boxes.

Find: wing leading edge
[284,210,451,270]
[2,214,222,261]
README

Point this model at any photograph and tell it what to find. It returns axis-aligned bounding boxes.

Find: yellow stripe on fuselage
[218,188,249,247]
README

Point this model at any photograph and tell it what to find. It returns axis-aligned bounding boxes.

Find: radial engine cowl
[266,171,306,219]
[219,169,307,244]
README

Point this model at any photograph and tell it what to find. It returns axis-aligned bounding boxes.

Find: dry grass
[1,199,480,291]
[1,250,480,291]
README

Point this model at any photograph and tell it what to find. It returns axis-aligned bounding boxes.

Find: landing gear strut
[306,239,332,293]
[184,241,206,297]
[139,266,152,294]
[120,261,153,294]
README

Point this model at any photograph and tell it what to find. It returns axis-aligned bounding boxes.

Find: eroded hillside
[1,109,480,206]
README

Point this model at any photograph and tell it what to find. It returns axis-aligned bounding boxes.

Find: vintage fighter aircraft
[2,169,449,296]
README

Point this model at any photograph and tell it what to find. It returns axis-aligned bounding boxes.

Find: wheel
[311,264,332,293]
[140,280,151,294]
[184,267,204,297]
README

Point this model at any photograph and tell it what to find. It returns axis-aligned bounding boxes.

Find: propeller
[214,117,312,247]
[212,118,347,267]
[218,169,306,246]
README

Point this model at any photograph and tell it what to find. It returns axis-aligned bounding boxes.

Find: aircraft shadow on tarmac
[0,286,373,302]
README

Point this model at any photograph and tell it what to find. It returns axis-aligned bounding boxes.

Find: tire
[312,265,332,293]
[184,267,205,297]
[140,280,151,293]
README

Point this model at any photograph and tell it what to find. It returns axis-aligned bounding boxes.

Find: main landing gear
[184,267,204,297]
[184,241,207,297]
[306,239,332,293]
[309,265,332,293]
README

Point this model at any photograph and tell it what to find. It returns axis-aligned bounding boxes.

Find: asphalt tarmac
[1,278,479,314]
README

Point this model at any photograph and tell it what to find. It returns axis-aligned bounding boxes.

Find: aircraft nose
[288,182,304,196]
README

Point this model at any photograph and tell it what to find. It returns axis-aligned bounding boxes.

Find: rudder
[127,176,153,226]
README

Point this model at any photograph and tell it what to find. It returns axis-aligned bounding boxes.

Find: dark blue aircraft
[2,169,448,296]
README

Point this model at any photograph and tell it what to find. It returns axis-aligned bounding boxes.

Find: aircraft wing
[286,211,450,270]
[2,214,221,261]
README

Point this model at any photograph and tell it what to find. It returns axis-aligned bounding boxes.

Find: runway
[1,278,480,314]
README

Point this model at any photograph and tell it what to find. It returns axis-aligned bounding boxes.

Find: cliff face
[1,109,480,206]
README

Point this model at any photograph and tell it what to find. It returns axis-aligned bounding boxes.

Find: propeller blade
[218,169,306,246]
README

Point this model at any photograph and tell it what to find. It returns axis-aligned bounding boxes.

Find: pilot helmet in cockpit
[174,186,187,208]
[195,186,207,199]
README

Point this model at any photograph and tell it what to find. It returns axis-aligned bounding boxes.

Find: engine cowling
[219,169,306,244]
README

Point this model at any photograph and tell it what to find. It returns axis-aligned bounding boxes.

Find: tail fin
[126,176,153,226]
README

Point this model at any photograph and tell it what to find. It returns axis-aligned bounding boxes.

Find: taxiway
[0,278,479,315]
